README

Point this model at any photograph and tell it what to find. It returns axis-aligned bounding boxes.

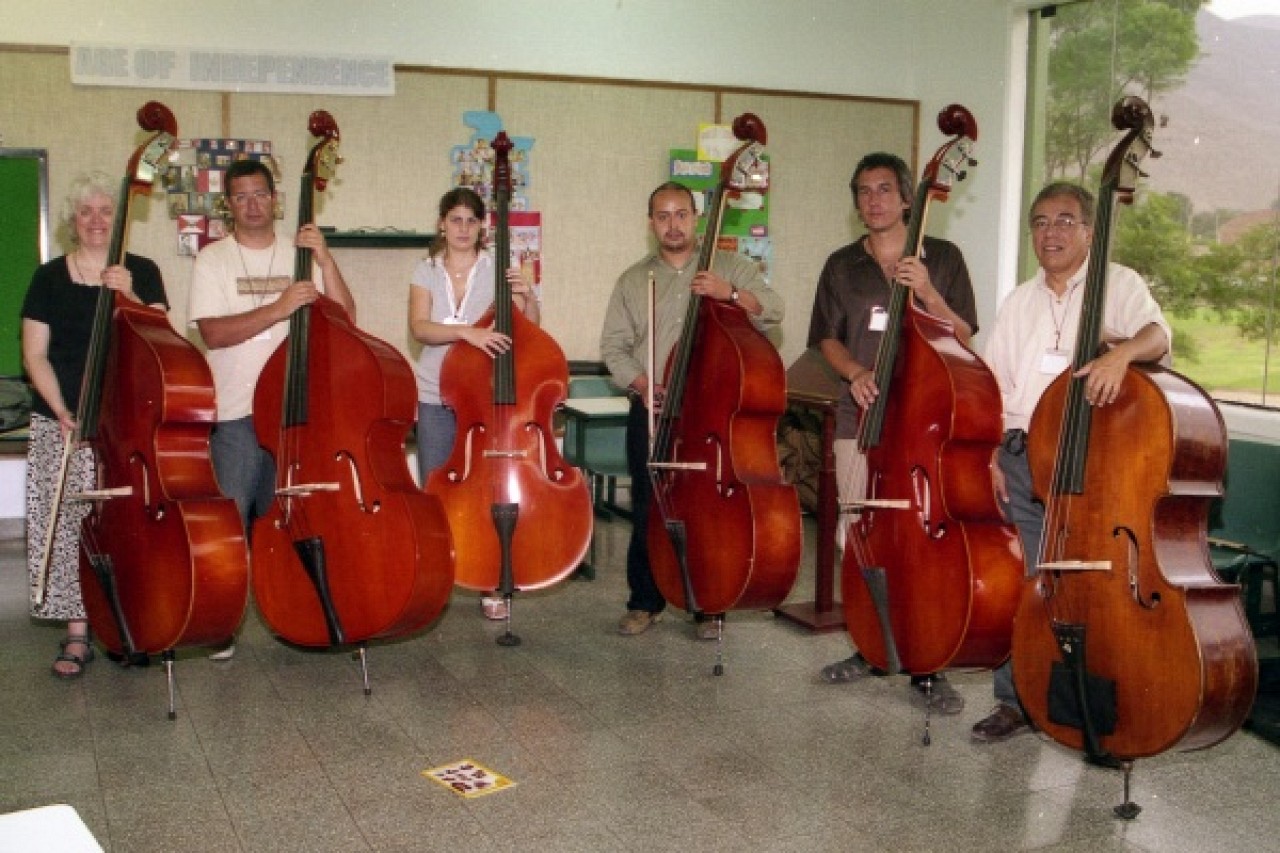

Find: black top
[20,253,168,419]
[806,235,977,438]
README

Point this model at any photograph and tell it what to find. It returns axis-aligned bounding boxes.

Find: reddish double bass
[430,132,592,645]
[252,112,454,683]
[75,102,249,718]
[843,105,1022,689]
[647,114,801,672]
[1011,96,1256,817]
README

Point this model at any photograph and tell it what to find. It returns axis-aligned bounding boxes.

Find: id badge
[441,316,466,326]
[869,306,888,332]
[1039,348,1071,375]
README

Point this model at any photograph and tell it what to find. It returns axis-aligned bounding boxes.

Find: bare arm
[299,223,356,320]
[1077,322,1170,407]
[895,256,973,344]
[819,338,878,409]
[21,319,74,431]
[408,286,513,357]
[197,281,318,350]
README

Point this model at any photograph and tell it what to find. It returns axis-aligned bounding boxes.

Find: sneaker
[481,596,509,621]
[818,654,871,683]
[971,703,1031,743]
[696,618,721,641]
[910,676,964,715]
[617,610,660,636]
[208,643,236,662]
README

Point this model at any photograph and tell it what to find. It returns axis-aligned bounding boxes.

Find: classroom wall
[1,0,1027,361]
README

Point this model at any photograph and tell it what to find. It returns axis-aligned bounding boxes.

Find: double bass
[252,111,454,687]
[647,114,802,674]
[69,102,249,720]
[1011,96,1257,817]
[843,106,1022,700]
[430,132,592,645]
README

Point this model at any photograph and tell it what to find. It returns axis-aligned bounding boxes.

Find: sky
[1207,0,1279,19]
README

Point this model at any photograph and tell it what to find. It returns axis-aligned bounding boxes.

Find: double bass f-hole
[702,434,732,496]
[334,450,380,514]
[1115,525,1160,609]
[909,466,945,540]
[126,453,156,517]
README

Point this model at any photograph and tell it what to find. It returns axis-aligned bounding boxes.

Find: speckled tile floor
[1,515,1277,852]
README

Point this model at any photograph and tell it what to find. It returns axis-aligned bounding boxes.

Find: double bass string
[1037,161,1123,624]
[648,184,728,526]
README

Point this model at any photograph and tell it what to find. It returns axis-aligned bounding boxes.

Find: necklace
[69,251,104,286]
[440,254,477,322]
[444,252,476,281]
[1046,280,1080,349]
[236,238,278,305]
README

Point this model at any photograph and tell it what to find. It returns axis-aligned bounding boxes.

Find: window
[1024,0,1280,407]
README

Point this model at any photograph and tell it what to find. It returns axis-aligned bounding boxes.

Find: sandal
[819,654,871,684]
[51,633,95,680]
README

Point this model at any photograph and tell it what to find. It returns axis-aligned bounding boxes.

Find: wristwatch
[729,285,740,303]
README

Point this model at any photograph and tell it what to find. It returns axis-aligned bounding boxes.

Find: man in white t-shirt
[188,158,356,659]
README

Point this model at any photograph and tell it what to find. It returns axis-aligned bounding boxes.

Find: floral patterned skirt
[26,413,94,621]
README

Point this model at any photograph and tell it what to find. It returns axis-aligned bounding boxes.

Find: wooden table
[774,349,846,632]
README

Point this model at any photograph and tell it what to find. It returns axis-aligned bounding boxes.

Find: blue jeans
[992,431,1044,707]
[416,403,457,482]
[211,416,276,535]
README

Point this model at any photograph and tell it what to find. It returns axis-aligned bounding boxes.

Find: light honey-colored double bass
[1011,96,1257,818]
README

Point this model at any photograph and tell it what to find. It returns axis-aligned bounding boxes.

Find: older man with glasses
[971,180,1172,742]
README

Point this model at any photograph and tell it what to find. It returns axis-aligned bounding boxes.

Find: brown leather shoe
[617,610,660,636]
[971,703,1031,743]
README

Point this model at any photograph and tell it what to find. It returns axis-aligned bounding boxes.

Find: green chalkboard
[0,150,49,378]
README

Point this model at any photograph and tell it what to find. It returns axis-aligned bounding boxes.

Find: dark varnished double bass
[843,106,1022,689]
[1011,96,1256,817]
[647,114,802,672]
[71,103,249,719]
[430,132,592,645]
[252,112,454,685]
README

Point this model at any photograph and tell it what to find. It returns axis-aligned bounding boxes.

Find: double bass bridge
[1037,560,1112,572]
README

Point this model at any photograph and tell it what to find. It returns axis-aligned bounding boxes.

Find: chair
[562,376,630,519]
[1208,438,1280,640]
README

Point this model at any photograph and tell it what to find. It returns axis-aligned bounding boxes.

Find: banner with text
[70,43,394,96]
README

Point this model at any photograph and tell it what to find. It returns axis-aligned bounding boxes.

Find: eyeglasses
[229,190,273,205]
[1030,215,1086,232]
